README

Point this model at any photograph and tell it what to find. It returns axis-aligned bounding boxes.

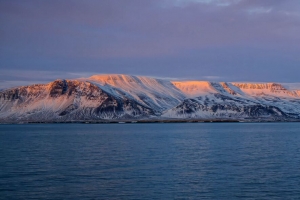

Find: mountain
[1,74,300,122]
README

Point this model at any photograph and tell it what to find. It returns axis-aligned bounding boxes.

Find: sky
[1,0,300,88]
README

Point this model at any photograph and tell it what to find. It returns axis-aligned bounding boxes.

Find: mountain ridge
[1,74,300,122]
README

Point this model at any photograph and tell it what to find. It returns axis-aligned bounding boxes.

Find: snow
[171,81,216,97]
[85,74,185,110]
[1,74,300,121]
[231,82,299,98]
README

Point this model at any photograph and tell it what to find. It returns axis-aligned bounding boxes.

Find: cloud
[0,69,99,88]
[1,0,300,59]
[247,7,273,14]
[171,0,242,7]
[1,0,300,84]
[202,76,221,80]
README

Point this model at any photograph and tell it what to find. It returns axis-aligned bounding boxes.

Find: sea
[0,123,300,199]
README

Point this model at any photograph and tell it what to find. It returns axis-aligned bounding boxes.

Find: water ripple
[1,123,300,199]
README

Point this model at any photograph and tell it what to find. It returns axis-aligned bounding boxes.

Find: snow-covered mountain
[1,74,300,122]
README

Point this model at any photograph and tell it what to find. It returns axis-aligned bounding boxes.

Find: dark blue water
[1,123,300,199]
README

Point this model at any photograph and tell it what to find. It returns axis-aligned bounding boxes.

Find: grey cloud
[0,0,300,86]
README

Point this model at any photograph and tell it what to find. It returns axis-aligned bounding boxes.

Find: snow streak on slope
[86,74,185,111]
[0,74,300,122]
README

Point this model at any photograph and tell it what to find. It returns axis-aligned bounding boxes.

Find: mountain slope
[0,79,155,121]
[164,82,300,120]
[0,74,300,122]
[85,74,185,111]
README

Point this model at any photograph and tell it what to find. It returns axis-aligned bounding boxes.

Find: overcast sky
[1,0,300,88]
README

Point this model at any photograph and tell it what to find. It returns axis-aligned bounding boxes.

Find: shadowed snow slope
[0,74,300,122]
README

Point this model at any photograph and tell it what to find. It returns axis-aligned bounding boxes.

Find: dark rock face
[49,80,68,97]
[59,104,78,116]
[0,80,156,121]
[0,84,46,102]
[0,88,19,100]
[167,94,296,120]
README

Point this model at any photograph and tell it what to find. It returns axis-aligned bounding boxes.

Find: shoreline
[1,119,300,124]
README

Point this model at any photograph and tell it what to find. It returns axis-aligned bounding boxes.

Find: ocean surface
[1,123,300,199]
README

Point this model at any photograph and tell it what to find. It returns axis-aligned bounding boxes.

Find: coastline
[1,118,300,124]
